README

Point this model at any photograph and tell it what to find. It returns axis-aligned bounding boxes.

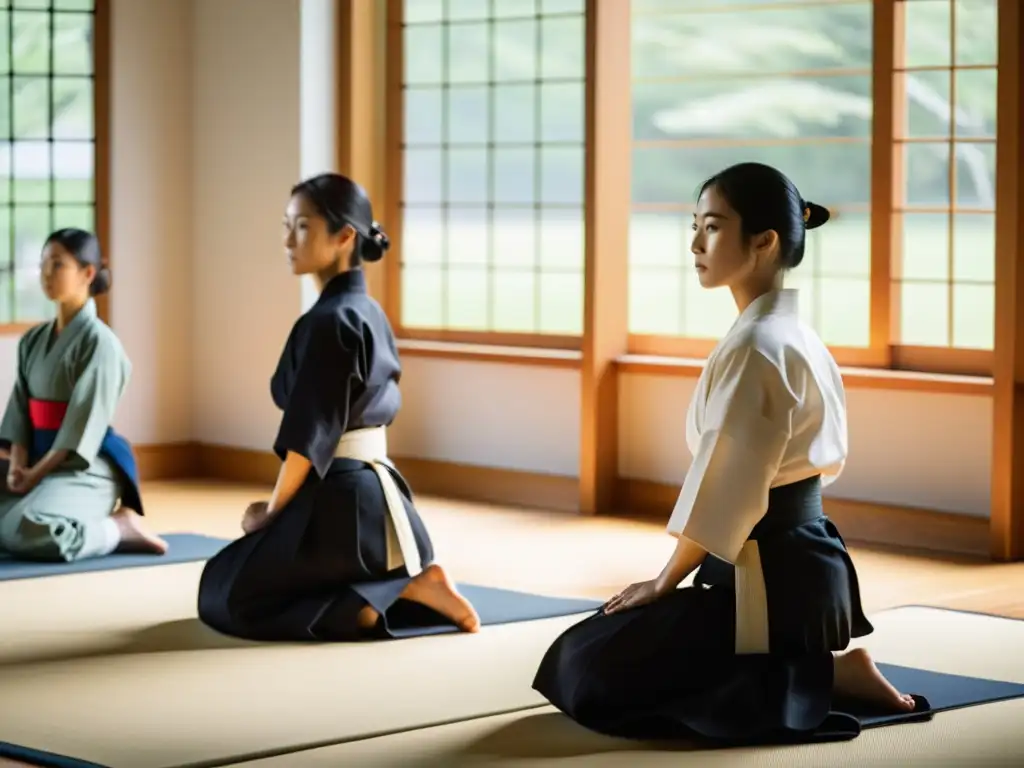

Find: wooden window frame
[886,0,998,378]
[381,0,584,352]
[0,0,109,334]
[628,0,998,379]
[382,0,1002,376]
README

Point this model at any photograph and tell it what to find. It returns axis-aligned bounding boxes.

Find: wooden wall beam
[578,0,631,515]
[991,0,1024,561]
[337,0,389,305]
[135,442,992,561]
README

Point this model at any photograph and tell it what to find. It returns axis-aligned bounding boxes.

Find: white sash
[334,426,422,576]
[733,540,771,654]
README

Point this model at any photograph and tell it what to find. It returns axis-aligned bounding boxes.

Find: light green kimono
[0,298,132,562]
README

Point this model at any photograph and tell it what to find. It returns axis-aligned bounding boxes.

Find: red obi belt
[23,397,144,514]
[29,398,68,431]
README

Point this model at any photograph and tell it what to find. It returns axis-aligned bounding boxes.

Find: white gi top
[666,288,848,565]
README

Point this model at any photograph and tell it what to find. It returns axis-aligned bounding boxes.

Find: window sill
[616,354,994,396]
[394,342,993,395]
[0,322,38,337]
[396,339,582,368]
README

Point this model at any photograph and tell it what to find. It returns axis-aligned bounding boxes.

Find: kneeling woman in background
[0,228,166,562]
[197,172,479,641]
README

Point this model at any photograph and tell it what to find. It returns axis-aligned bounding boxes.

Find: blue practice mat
[864,663,1024,726]
[0,533,604,627]
[390,584,602,634]
[0,743,107,768]
[0,532,230,581]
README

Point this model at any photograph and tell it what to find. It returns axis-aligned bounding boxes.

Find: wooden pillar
[579,0,631,515]
[337,0,389,307]
[990,0,1024,561]
[94,0,111,324]
[869,0,895,365]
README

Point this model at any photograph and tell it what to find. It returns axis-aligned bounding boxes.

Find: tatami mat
[227,698,1024,767]
[2,558,1022,768]
[0,560,595,768]
[224,607,1024,768]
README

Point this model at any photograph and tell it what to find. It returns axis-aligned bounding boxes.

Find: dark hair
[698,162,830,270]
[290,173,390,267]
[44,228,110,295]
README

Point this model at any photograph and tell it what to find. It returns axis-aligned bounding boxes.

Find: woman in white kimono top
[533,162,929,745]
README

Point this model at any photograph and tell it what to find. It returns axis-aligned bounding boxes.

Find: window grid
[389,0,1005,373]
[628,1,874,347]
[398,0,587,337]
[893,0,998,351]
[2,1,96,325]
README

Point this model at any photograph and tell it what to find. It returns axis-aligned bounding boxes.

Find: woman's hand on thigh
[602,579,667,615]
[241,501,272,534]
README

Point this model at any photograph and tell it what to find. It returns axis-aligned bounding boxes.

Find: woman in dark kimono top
[0,228,165,561]
[533,163,926,745]
[197,172,480,641]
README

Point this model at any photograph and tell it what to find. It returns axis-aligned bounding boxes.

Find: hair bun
[360,222,390,263]
[90,265,112,296]
[802,200,830,230]
[369,221,390,252]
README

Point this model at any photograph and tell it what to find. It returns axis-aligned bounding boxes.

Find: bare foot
[400,564,481,633]
[111,507,169,555]
[833,647,916,711]
[356,605,380,630]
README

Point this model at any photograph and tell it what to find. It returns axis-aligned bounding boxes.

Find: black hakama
[197,271,455,641]
[532,476,927,744]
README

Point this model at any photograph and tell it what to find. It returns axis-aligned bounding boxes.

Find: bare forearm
[267,451,312,514]
[656,534,708,592]
[30,448,69,478]
[9,443,28,469]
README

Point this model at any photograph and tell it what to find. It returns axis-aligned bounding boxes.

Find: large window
[629,0,874,352]
[895,0,997,351]
[389,0,1004,374]
[396,0,587,342]
[1,0,97,325]
[624,0,998,368]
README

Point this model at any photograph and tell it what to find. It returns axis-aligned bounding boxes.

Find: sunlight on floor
[138,480,1024,614]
